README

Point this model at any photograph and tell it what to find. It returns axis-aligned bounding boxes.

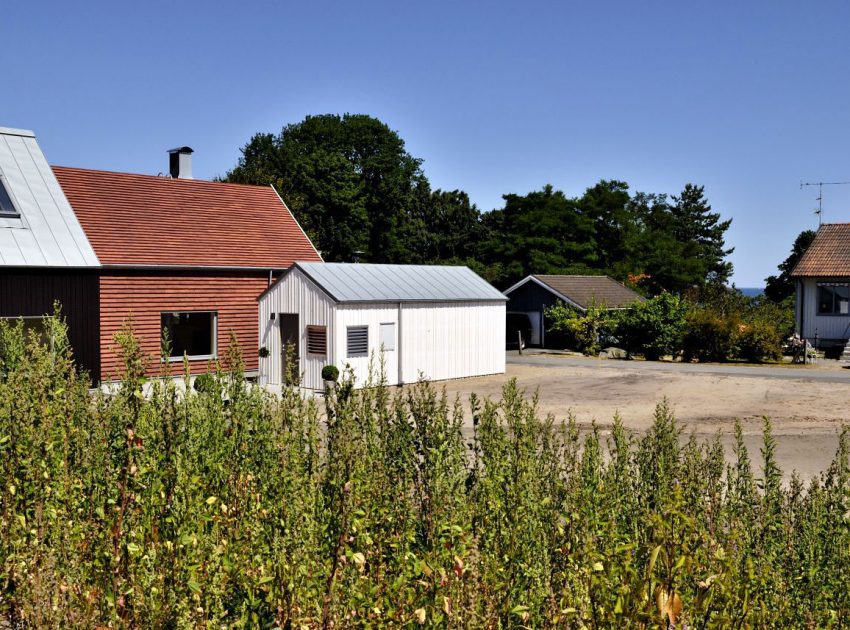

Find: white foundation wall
[335,303,400,387]
[258,269,335,390]
[400,301,505,383]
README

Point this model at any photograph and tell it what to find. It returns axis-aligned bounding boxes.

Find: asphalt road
[508,351,850,384]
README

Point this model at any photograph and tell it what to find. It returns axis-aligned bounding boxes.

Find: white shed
[258,262,507,390]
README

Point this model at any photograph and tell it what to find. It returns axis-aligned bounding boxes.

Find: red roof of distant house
[52,167,321,268]
[790,223,850,277]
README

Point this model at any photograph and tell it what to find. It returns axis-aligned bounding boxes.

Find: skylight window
[0,177,19,218]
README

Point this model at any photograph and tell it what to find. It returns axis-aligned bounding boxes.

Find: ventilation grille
[347,325,368,357]
[306,325,327,356]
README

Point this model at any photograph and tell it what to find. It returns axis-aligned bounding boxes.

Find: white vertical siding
[400,301,505,383]
[800,278,850,341]
[258,268,335,390]
[335,304,400,387]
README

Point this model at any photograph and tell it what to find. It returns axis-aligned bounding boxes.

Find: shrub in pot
[321,364,339,382]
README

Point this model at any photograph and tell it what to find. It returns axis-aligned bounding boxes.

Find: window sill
[0,213,20,219]
[164,355,218,363]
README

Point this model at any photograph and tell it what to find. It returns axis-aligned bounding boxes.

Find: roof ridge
[51,165,275,191]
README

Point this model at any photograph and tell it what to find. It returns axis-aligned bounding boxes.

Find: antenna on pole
[800,180,850,226]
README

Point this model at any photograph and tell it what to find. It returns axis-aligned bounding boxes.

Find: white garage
[258,262,507,390]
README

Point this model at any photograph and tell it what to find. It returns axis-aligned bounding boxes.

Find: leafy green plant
[1,313,849,627]
[545,300,616,355]
[682,308,738,362]
[617,293,687,360]
[736,320,782,363]
[321,364,340,381]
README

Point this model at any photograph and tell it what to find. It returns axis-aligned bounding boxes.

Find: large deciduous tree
[226,114,429,263]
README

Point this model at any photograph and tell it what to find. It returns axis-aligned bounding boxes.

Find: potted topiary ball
[321,364,339,390]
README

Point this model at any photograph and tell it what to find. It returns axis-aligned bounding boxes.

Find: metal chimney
[167,146,194,179]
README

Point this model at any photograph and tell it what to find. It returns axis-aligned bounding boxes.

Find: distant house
[790,223,850,350]
[1,127,321,382]
[503,274,644,348]
[258,262,507,389]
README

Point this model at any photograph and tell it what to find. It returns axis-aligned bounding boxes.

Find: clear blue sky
[3,1,849,286]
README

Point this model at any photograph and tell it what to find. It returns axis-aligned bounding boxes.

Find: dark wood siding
[506,281,569,349]
[0,270,100,381]
[99,270,271,379]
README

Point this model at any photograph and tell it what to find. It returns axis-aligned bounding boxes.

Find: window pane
[818,285,836,314]
[0,179,18,215]
[347,326,368,357]
[836,285,850,314]
[380,323,395,351]
[161,312,215,358]
[306,325,327,356]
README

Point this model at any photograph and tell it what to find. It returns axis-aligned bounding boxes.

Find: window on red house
[161,311,217,360]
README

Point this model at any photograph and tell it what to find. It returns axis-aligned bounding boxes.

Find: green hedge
[1,315,848,627]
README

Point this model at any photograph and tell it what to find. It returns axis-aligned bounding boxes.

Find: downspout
[397,302,403,385]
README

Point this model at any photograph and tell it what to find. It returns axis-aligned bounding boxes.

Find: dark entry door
[279,313,299,383]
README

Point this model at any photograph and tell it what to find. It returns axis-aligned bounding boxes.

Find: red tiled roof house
[790,223,850,350]
[0,129,321,382]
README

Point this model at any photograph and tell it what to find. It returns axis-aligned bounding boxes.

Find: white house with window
[257,262,507,390]
[791,223,850,352]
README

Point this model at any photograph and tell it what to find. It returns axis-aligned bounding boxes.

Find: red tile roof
[52,167,321,268]
[791,223,850,277]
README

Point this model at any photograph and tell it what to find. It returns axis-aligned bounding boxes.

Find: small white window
[347,325,368,357]
[380,322,395,351]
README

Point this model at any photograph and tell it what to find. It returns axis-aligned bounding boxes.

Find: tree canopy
[764,229,816,302]
[226,113,734,294]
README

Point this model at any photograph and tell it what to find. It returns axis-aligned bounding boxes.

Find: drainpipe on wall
[397,303,403,386]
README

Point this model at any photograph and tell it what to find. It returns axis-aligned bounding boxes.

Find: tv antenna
[800,180,850,225]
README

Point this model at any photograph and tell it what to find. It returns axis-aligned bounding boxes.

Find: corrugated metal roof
[790,223,850,277]
[292,262,507,303]
[54,167,321,269]
[0,128,99,267]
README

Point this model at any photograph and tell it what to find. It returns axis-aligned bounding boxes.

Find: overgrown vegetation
[546,287,790,363]
[2,315,850,627]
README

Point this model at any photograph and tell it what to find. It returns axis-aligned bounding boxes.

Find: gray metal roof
[0,127,99,267]
[293,262,507,303]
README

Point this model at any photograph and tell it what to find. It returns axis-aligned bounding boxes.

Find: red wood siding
[99,272,269,379]
[0,270,100,382]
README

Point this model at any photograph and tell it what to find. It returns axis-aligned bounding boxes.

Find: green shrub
[545,300,615,354]
[682,308,738,362]
[736,320,783,362]
[321,364,339,381]
[192,371,218,393]
[616,293,687,360]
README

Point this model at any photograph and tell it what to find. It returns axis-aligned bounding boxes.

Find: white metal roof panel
[0,128,99,267]
[294,262,507,303]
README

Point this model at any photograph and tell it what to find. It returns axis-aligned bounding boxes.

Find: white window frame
[379,322,395,351]
[160,310,218,362]
[816,282,850,316]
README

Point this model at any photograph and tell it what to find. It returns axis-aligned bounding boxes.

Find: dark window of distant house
[817,283,850,315]
[161,312,217,359]
[347,325,369,357]
[306,325,327,356]
[0,178,20,218]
